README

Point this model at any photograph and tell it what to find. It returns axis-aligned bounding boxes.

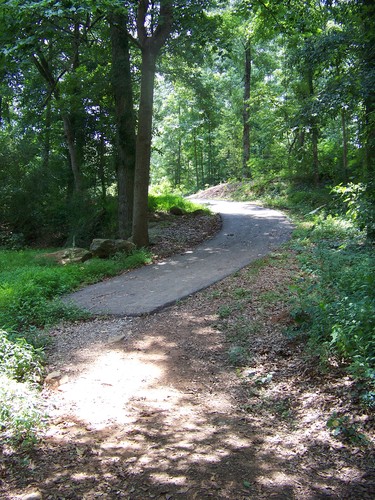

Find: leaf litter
[1,205,374,499]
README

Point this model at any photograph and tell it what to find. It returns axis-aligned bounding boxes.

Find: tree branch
[137,0,149,46]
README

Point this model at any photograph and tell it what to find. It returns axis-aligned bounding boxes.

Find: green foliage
[327,412,369,445]
[228,345,248,366]
[0,375,45,448]
[332,183,375,238]
[0,330,44,383]
[287,208,374,388]
[218,304,234,319]
[0,248,151,334]
[148,192,210,214]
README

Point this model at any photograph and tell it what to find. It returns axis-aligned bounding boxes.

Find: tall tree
[109,10,137,238]
[132,0,173,247]
[242,37,252,178]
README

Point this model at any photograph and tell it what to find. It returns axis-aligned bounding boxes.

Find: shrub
[0,375,45,447]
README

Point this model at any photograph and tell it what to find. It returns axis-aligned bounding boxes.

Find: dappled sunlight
[48,347,166,428]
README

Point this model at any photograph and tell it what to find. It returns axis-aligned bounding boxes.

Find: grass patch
[219,181,375,402]
[0,249,151,335]
[0,247,151,446]
[148,193,210,214]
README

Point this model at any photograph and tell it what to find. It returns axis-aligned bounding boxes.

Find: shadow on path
[65,200,294,316]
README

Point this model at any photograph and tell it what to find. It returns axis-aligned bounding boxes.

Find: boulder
[169,206,185,216]
[90,238,136,258]
[40,248,92,265]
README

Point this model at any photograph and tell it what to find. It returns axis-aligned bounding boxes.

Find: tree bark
[132,48,157,247]
[32,52,83,193]
[132,0,173,248]
[62,114,82,193]
[110,13,136,238]
[361,0,375,240]
[307,68,319,185]
[193,130,199,190]
[341,108,348,182]
[98,131,107,204]
[242,39,252,179]
[42,100,51,171]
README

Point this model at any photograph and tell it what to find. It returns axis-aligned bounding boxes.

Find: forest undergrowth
[0,195,206,447]
[0,183,374,452]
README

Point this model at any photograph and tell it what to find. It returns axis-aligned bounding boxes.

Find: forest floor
[1,186,374,499]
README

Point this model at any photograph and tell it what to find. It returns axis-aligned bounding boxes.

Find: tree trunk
[361,0,375,240]
[175,104,182,186]
[98,131,107,204]
[341,108,349,182]
[110,13,136,238]
[307,68,319,185]
[62,114,82,193]
[32,52,84,193]
[193,131,199,190]
[132,48,157,247]
[42,100,51,171]
[132,0,173,247]
[242,39,252,179]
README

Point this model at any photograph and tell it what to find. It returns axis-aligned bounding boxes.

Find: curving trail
[66,200,293,316]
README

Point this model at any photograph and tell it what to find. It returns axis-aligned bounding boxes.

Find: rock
[40,248,92,265]
[108,334,127,344]
[45,371,62,382]
[169,206,185,216]
[114,239,136,254]
[90,238,136,258]
[21,492,42,500]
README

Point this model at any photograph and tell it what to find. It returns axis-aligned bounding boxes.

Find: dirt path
[3,258,374,499]
[1,206,374,499]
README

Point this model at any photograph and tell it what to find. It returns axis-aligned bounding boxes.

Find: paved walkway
[65,200,293,316]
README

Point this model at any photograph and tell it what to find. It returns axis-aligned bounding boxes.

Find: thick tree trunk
[132,0,173,247]
[242,40,252,179]
[132,48,157,247]
[110,13,136,238]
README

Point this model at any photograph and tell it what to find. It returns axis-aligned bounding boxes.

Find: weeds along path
[64,200,293,316]
[3,201,372,499]
[5,250,373,499]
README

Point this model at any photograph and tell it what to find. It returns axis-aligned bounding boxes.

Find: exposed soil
[1,192,374,499]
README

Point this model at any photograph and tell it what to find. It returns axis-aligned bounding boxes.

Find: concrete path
[65,200,293,316]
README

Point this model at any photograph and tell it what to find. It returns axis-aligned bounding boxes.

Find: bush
[289,212,374,387]
[0,375,45,447]
[0,330,44,383]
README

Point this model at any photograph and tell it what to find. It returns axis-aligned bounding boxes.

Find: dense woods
[0,0,374,247]
[0,0,374,454]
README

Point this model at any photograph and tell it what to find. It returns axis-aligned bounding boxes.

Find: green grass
[218,180,375,402]
[148,193,210,214]
[0,191,210,446]
[0,247,151,446]
[0,248,151,335]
